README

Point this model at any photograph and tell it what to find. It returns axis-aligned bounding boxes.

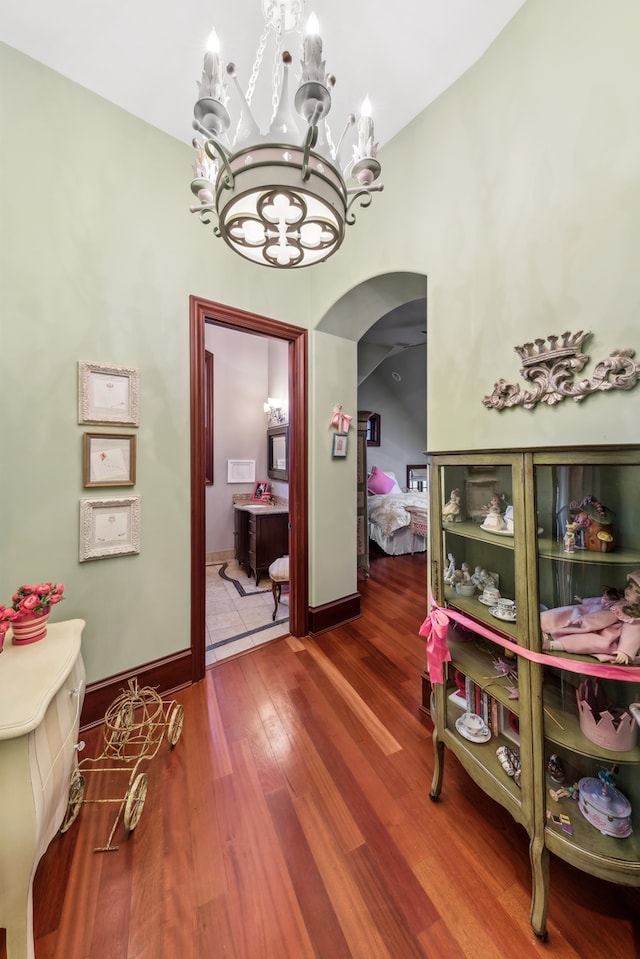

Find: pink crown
[577,681,638,752]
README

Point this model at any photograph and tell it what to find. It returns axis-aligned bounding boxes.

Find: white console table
[0,619,85,959]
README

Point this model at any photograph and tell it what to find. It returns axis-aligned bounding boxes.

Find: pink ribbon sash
[424,597,640,684]
[419,606,452,685]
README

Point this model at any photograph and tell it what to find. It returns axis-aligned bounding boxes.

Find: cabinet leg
[429,733,445,800]
[529,833,549,940]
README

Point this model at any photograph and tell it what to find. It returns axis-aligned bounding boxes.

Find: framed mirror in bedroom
[267,425,288,481]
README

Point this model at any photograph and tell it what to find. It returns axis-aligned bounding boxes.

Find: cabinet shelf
[537,537,640,565]
[545,801,640,867]
[442,702,525,821]
[441,520,515,549]
[447,637,520,714]
[542,683,640,763]
[444,589,519,640]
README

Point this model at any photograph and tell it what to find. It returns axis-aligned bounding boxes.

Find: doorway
[189,296,308,684]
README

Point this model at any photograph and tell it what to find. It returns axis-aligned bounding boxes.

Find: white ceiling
[0,0,524,150]
[1,1,524,353]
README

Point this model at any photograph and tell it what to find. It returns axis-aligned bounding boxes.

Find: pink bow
[330,410,353,432]
[419,606,451,685]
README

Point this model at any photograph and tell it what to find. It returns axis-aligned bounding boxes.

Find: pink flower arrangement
[11,582,65,617]
[0,604,19,638]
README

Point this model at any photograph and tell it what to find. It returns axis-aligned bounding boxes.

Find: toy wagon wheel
[123,772,148,832]
[60,768,86,833]
[167,704,184,746]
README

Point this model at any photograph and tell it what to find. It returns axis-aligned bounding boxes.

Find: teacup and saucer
[479,586,500,606]
[490,598,517,622]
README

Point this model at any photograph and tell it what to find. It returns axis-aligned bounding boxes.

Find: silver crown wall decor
[482,331,640,411]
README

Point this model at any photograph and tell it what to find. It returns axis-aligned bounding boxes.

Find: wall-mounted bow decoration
[329,405,353,432]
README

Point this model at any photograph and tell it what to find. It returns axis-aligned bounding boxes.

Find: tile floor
[205,560,289,666]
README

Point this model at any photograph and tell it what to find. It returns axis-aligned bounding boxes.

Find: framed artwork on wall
[332,432,348,458]
[83,433,136,487]
[78,361,140,426]
[227,459,255,483]
[79,495,141,561]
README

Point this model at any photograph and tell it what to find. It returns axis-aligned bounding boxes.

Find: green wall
[3,0,640,683]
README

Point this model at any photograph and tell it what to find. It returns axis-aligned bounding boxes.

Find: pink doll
[541,570,640,665]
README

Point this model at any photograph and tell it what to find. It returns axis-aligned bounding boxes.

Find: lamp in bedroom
[189,0,383,268]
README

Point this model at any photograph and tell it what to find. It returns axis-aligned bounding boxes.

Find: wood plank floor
[3,548,639,958]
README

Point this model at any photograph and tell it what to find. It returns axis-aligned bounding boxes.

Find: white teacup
[463,713,485,734]
[496,598,516,619]
[482,587,500,604]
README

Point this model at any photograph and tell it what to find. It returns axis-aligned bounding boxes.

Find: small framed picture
[252,481,271,502]
[332,432,348,458]
[79,496,141,562]
[83,433,137,487]
[78,361,140,426]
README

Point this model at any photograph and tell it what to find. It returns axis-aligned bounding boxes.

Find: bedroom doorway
[189,296,308,684]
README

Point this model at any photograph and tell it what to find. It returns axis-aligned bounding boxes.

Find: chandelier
[189,0,383,268]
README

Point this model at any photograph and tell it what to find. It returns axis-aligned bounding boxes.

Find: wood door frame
[189,295,308,682]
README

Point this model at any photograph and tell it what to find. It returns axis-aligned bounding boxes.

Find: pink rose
[36,582,53,595]
[54,583,65,595]
[49,593,62,605]
[20,584,36,595]
[21,594,40,611]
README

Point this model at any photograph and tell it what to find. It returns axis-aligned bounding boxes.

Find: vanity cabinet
[234,505,289,585]
[427,449,640,940]
[0,619,86,959]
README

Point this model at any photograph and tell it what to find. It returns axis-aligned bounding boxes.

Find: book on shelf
[452,671,518,741]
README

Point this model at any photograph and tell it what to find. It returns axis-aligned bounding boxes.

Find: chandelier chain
[245,23,271,107]
[270,12,283,123]
[324,120,336,160]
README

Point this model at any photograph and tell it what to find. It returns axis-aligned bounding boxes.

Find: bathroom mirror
[267,425,288,481]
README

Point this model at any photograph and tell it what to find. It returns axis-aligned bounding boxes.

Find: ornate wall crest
[482,331,640,411]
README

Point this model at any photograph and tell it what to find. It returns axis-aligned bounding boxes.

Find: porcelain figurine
[444,553,457,586]
[570,495,615,553]
[442,489,462,523]
[480,493,508,532]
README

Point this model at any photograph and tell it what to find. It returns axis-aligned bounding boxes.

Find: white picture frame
[78,361,140,426]
[79,496,141,561]
[227,459,256,483]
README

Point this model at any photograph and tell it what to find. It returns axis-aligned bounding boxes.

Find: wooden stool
[268,556,289,620]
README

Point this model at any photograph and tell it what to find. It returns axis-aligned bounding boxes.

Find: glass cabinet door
[533,452,640,876]
[431,455,531,821]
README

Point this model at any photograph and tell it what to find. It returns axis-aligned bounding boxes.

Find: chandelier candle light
[190,0,383,268]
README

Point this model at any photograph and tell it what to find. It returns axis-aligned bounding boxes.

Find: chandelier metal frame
[189,0,383,268]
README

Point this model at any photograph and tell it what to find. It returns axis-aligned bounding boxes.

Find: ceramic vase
[11,608,50,645]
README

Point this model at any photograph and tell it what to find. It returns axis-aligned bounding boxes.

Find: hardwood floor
[4,549,639,958]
